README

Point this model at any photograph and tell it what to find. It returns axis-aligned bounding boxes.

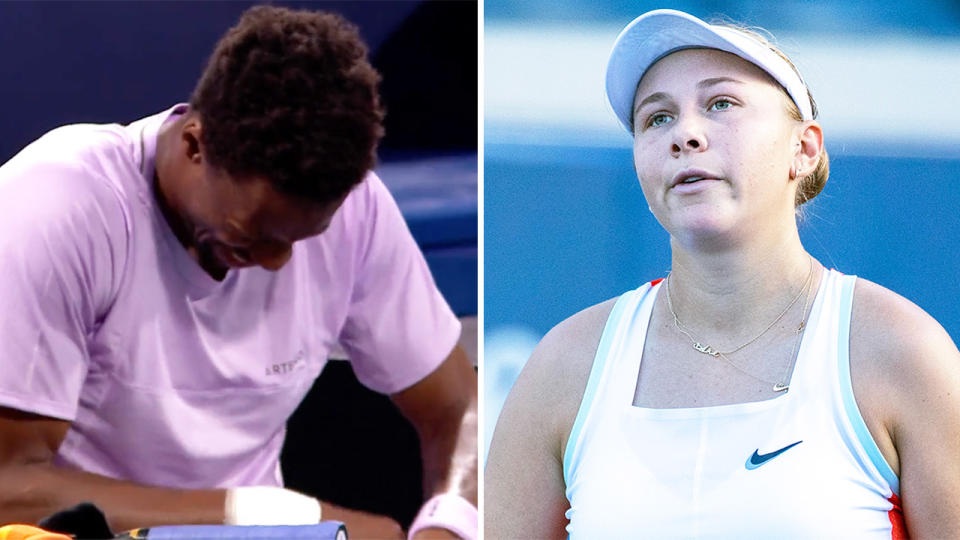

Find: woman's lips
[671,177,722,194]
[671,168,721,189]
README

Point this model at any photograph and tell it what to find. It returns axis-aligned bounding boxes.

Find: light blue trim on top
[562,289,635,487]
[837,275,901,496]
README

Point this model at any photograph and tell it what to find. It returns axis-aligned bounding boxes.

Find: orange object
[0,524,73,540]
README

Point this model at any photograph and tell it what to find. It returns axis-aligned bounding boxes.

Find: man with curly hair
[0,6,476,540]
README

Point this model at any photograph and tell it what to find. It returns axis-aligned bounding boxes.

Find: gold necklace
[718,272,814,392]
[664,258,815,392]
[665,257,813,356]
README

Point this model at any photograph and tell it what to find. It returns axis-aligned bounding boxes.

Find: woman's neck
[665,224,818,341]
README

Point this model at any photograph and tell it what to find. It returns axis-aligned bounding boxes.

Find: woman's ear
[794,121,823,178]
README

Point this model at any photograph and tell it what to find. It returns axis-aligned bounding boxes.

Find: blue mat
[122,522,347,539]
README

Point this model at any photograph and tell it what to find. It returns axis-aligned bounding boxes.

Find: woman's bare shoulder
[850,276,960,535]
[850,277,960,448]
[851,277,958,376]
[485,297,622,538]
[504,297,620,444]
[536,297,620,373]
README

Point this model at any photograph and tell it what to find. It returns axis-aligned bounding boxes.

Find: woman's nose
[670,116,708,156]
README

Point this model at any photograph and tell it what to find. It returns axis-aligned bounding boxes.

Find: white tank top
[563,270,906,539]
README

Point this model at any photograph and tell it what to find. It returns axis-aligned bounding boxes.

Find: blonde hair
[718,23,830,210]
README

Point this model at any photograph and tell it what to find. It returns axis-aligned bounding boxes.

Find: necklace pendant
[773,383,789,392]
[693,343,720,356]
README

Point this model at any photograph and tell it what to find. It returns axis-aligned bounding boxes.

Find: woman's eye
[647,113,672,128]
[710,99,733,111]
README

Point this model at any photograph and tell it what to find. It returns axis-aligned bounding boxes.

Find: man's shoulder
[298,171,406,263]
[337,170,390,217]
[0,120,138,206]
[0,121,136,272]
[15,120,134,168]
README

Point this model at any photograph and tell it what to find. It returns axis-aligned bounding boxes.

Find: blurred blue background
[484,0,960,459]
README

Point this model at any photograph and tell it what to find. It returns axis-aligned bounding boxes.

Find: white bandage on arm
[407,493,478,540]
[224,486,322,525]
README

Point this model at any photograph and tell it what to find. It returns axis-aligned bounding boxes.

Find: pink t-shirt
[0,105,461,488]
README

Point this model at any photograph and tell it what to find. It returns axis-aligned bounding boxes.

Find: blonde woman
[486,9,960,538]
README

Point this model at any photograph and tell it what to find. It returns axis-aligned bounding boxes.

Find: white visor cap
[605,9,813,134]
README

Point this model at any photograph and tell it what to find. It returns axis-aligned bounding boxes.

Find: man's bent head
[189,5,385,205]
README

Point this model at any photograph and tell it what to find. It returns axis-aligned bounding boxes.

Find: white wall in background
[486,24,960,153]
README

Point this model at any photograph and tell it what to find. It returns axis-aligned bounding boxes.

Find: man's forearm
[0,461,225,532]
[391,346,479,539]
[0,462,408,538]
[418,396,478,505]
[392,345,479,504]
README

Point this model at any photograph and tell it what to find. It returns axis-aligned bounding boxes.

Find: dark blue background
[0,1,477,159]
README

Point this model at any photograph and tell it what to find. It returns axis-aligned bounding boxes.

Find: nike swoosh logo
[745,440,803,470]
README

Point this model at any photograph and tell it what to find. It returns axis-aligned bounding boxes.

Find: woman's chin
[667,210,742,249]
